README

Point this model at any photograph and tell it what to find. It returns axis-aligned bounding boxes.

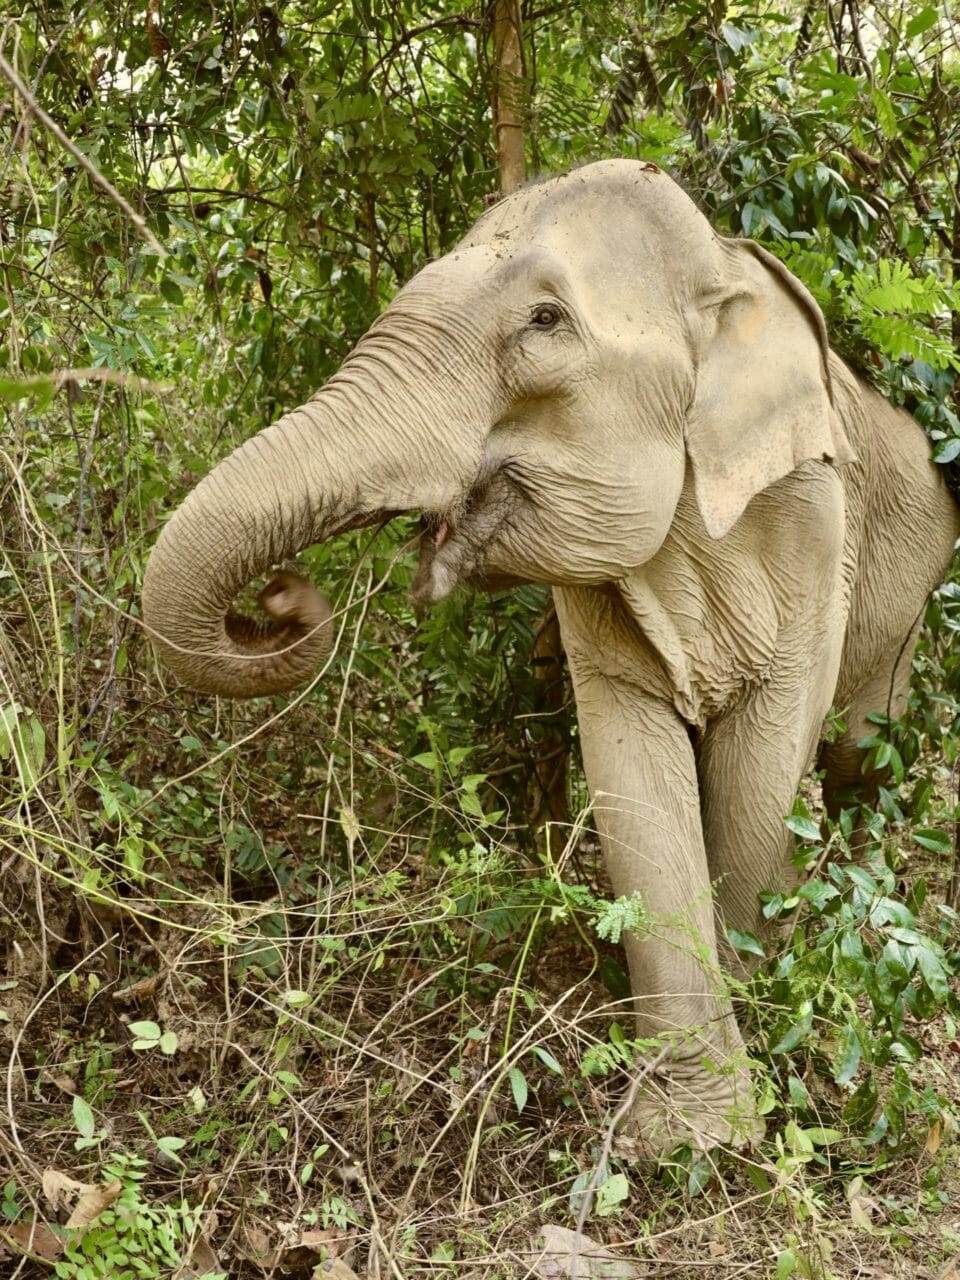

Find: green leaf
[834,1024,862,1085]
[934,438,960,464]
[805,1126,842,1145]
[158,1031,178,1055]
[720,23,757,54]
[845,866,879,895]
[508,1066,528,1113]
[529,1045,563,1075]
[128,1020,161,1042]
[788,1074,810,1108]
[870,87,897,139]
[686,1155,712,1196]
[156,1135,186,1163]
[785,1119,814,1154]
[912,827,951,854]
[770,1002,813,1054]
[916,941,950,1001]
[906,7,939,39]
[797,880,840,911]
[282,990,310,1007]
[0,704,46,791]
[0,375,56,408]
[843,1075,878,1130]
[120,835,145,882]
[72,1095,96,1139]
[783,815,821,842]
[159,277,185,305]
[776,1248,797,1279]
[595,1171,629,1216]
[727,929,765,958]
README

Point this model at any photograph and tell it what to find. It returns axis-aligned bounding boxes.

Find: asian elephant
[142,159,960,1154]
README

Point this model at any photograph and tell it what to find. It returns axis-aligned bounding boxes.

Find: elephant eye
[529,304,561,330]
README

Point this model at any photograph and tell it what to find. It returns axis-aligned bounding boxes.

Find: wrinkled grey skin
[142,160,960,1154]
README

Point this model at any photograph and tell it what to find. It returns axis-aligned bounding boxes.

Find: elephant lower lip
[435,521,451,549]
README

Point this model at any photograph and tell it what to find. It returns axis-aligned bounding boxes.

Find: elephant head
[142,159,853,698]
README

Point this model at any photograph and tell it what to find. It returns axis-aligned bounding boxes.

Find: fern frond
[860,313,960,373]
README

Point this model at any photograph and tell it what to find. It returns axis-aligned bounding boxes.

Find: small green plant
[71,1097,107,1153]
[2,1179,20,1221]
[127,1021,178,1056]
[0,701,46,795]
[591,891,647,944]
[53,1154,212,1280]
[751,810,958,1149]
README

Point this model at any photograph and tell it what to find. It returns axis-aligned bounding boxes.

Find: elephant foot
[614,1060,763,1160]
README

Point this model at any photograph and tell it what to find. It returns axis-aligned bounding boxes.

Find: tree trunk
[490,1,570,840]
[491,0,526,196]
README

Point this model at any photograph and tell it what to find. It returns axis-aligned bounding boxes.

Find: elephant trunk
[142,328,485,697]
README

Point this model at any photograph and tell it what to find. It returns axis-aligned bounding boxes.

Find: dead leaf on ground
[42,1169,87,1211]
[314,1261,361,1280]
[295,1225,354,1256]
[0,1220,64,1262]
[938,1262,960,1280]
[174,1234,222,1279]
[238,1220,355,1273]
[237,1220,272,1266]
[848,1193,882,1230]
[530,1224,640,1279]
[42,1167,122,1227]
[927,1120,943,1155]
[112,975,159,1003]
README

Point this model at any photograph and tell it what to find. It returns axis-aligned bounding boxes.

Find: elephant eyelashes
[529,304,561,329]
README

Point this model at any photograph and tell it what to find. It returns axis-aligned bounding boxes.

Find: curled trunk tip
[144,560,334,698]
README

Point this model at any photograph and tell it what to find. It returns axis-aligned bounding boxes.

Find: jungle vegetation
[1,3,960,1277]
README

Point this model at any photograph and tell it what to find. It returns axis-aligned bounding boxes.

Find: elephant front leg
[571,668,761,1156]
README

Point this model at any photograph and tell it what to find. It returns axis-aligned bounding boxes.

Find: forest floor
[2,803,959,1280]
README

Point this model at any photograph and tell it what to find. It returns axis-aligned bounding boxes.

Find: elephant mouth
[412,468,524,604]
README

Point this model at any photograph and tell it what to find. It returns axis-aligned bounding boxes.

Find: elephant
[142,159,960,1155]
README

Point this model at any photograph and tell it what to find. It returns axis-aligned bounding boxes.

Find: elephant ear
[685,239,857,539]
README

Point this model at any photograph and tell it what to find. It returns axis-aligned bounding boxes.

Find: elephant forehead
[466,161,706,242]
[460,161,722,298]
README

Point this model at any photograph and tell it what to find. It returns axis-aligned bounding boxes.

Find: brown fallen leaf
[0,1220,64,1262]
[42,1167,122,1228]
[530,1224,640,1279]
[299,1227,345,1252]
[174,1235,222,1279]
[238,1220,357,1273]
[65,1180,122,1230]
[313,1261,361,1280]
[42,1167,87,1211]
[272,1224,356,1271]
[237,1220,272,1266]
[926,1120,943,1155]
[848,1193,882,1230]
[112,975,159,1004]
